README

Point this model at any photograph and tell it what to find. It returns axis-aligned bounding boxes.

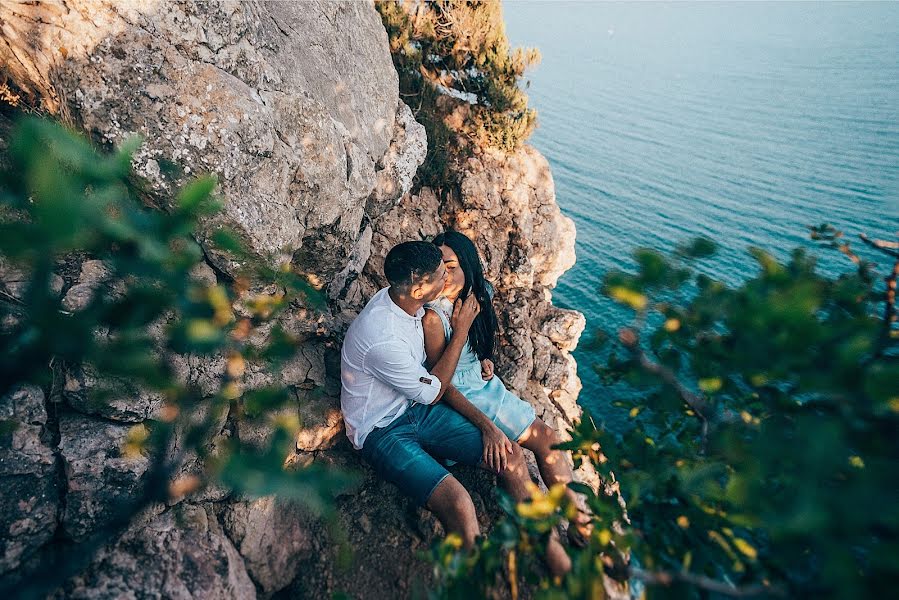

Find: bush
[0,118,355,597]
[376,0,540,186]
[431,229,899,599]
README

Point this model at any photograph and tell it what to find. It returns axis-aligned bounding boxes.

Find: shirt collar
[384,287,424,321]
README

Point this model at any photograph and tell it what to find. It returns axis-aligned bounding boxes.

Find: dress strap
[424,300,452,340]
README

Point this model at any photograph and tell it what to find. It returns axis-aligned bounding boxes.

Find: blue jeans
[360,402,483,506]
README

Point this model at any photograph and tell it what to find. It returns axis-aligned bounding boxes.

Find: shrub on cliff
[376,0,539,186]
[0,118,354,597]
[431,229,899,599]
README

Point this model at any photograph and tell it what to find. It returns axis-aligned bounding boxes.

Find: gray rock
[236,402,299,452]
[0,0,411,284]
[59,414,150,541]
[64,364,162,423]
[0,257,64,301]
[294,390,344,452]
[188,262,218,287]
[222,497,313,595]
[451,145,576,288]
[61,260,110,312]
[365,102,429,219]
[0,385,58,575]
[541,305,586,352]
[168,353,227,398]
[65,503,256,600]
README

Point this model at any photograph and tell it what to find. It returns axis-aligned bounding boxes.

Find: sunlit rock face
[0,0,424,282]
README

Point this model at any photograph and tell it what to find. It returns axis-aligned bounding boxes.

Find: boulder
[61,260,110,313]
[0,0,417,283]
[222,497,313,596]
[64,364,162,423]
[59,414,150,541]
[0,386,58,575]
[64,503,256,600]
[448,145,577,289]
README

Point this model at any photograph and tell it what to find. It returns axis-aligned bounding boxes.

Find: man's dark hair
[384,241,443,288]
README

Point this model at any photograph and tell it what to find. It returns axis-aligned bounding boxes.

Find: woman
[422,230,592,550]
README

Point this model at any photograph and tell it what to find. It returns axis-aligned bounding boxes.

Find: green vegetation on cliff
[376,0,539,185]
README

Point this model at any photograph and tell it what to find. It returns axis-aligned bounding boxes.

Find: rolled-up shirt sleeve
[363,342,442,405]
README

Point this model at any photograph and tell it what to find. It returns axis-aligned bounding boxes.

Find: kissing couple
[340,230,591,576]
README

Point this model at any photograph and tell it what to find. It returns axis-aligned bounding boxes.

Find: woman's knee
[521,419,562,457]
[501,442,528,476]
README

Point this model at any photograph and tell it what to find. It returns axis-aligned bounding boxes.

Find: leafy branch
[0,118,356,598]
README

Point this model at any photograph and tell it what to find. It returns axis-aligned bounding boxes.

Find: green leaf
[176,175,217,214]
[677,236,718,259]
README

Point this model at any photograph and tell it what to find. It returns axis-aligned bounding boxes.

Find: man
[340,241,521,548]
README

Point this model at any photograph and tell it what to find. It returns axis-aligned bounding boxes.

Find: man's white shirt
[340,287,443,449]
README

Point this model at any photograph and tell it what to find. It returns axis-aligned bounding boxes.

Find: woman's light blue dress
[425,297,536,441]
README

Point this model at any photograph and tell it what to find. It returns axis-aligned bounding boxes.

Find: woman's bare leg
[518,419,591,539]
[494,442,571,577]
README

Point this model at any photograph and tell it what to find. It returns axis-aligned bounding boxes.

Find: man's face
[412,262,448,303]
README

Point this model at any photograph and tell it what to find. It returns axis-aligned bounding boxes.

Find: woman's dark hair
[432,230,498,361]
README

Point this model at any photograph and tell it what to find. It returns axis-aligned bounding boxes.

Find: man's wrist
[477,419,498,434]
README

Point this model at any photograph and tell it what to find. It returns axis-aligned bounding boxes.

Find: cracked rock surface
[0,0,421,282]
[0,386,58,575]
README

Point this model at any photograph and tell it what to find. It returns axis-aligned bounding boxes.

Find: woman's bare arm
[422,295,479,401]
[423,310,511,471]
[422,308,448,369]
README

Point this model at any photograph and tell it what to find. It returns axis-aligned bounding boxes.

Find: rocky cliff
[0,1,587,597]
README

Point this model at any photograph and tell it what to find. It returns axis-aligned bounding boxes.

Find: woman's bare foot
[565,492,594,548]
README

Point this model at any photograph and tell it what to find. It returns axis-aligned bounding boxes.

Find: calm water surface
[504,1,899,424]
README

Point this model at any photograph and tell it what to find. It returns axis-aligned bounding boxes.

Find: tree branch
[859,233,899,259]
[618,327,708,417]
[630,567,786,597]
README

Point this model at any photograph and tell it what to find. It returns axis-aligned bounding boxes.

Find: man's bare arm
[442,385,513,472]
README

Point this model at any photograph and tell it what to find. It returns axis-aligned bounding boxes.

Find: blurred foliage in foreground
[0,118,356,595]
[431,229,899,599]
[376,0,540,186]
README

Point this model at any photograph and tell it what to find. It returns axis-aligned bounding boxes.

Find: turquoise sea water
[504,2,899,423]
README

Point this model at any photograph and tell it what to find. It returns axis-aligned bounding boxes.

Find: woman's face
[439,245,466,299]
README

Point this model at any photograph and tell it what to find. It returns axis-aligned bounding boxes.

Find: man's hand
[480,358,494,381]
[481,423,513,473]
[451,294,481,334]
